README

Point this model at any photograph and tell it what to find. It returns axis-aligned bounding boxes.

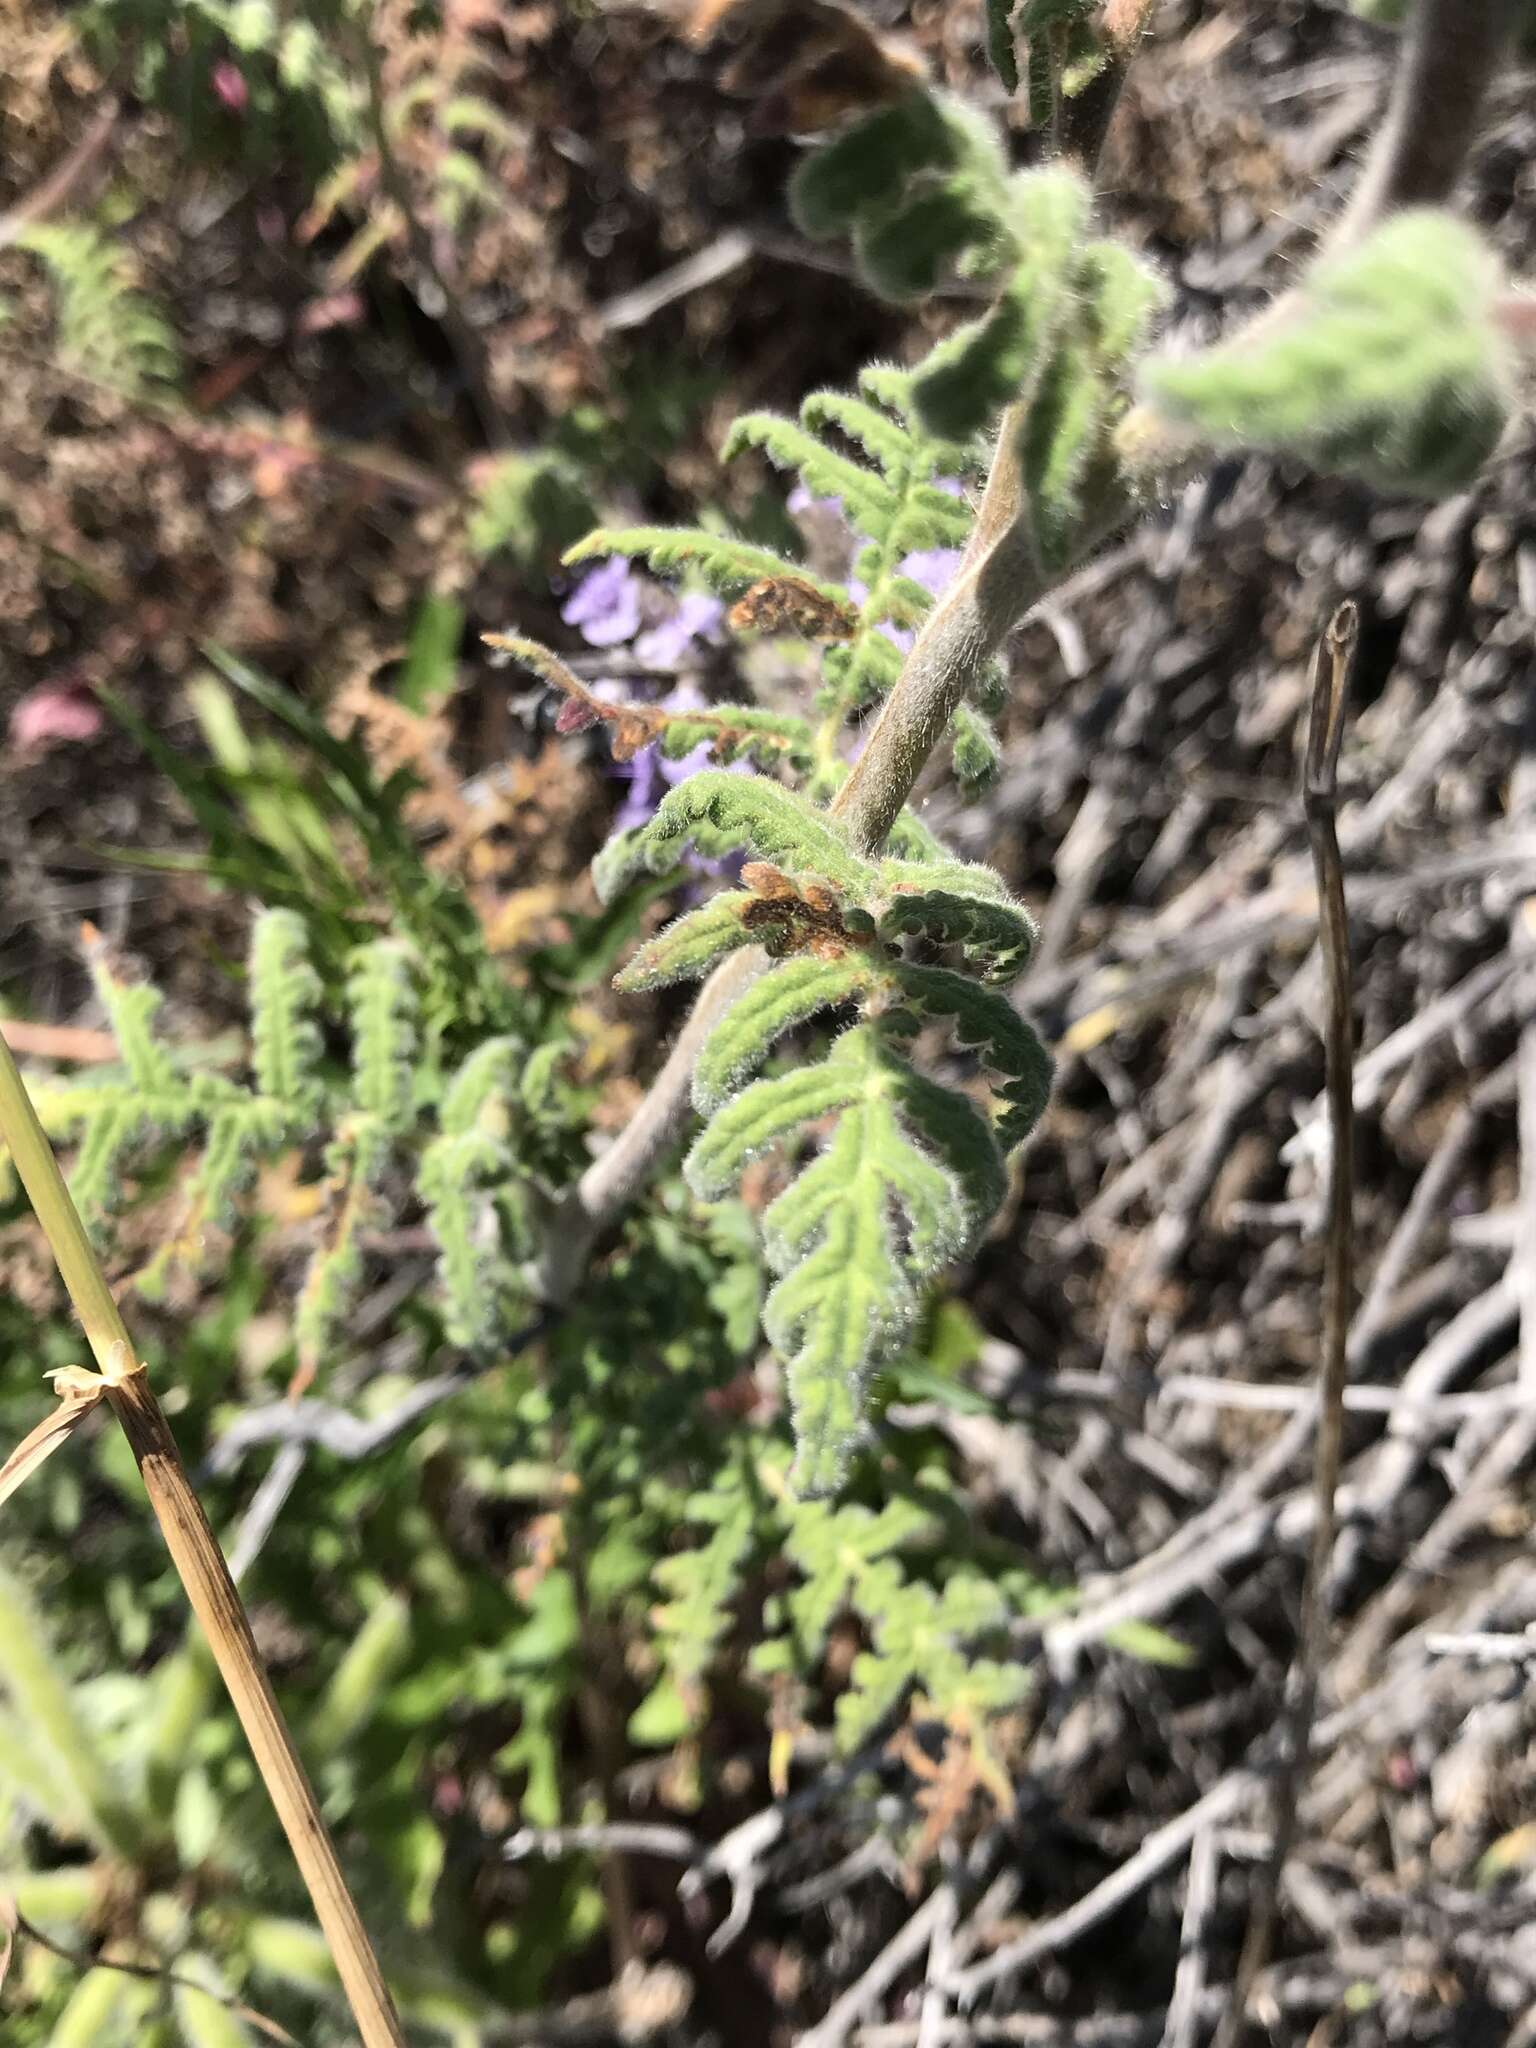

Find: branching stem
[530,0,1512,1305]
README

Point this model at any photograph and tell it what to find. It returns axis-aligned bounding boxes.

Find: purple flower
[787,484,840,518]
[561,558,642,648]
[633,591,725,669]
[899,546,963,597]
[610,682,748,891]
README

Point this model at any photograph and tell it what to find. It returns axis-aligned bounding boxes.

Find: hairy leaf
[693,956,872,1114]
[611,771,872,899]
[892,963,1054,1145]
[614,893,757,992]
[248,907,324,1118]
[565,526,849,606]
[1136,210,1511,496]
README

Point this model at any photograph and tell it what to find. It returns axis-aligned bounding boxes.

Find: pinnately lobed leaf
[1135,210,1512,496]
[614,893,758,992]
[565,524,850,606]
[248,907,324,1118]
[892,962,1054,1146]
[596,770,873,903]
[692,956,873,1115]
[875,863,1038,981]
[910,163,1090,441]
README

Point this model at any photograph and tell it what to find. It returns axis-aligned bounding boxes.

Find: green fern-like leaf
[346,939,419,1133]
[685,1026,1010,1495]
[294,941,419,1366]
[724,412,897,534]
[182,1085,289,1231]
[564,526,850,607]
[692,957,873,1116]
[984,0,1021,88]
[248,908,324,1118]
[892,963,1053,1145]
[594,771,872,903]
[647,1472,758,1732]
[613,894,758,992]
[909,164,1089,441]
[416,1036,526,1352]
[18,221,179,398]
[875,861,1037,980]
[948,703,1002,791]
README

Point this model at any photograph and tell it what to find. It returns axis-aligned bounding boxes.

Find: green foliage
[78,0,360,172]
[10,221,180,399]
[16,914,538,1372]
[1135,210,1514,496]
[984,0,1022,92]
[467,451,597,572]
[565,524,852,607]
[1012,0,1124,125]
[653,1450,1049,1763]
[0,1555,507,2045]
[789,85,1165,477]
[566,366,991,784]
[790,92,1013,297]
[562,753,1050,1488]
[595,770,870,902]
[416,1039,533,1353]
[110,653,525,1046]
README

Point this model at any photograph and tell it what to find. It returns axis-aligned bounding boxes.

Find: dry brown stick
[0,1018,120,1064]
[1213,601,1359,2048]
[0,1035,407,2048]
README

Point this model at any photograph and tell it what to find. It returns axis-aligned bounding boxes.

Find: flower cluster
[559,558,731,839]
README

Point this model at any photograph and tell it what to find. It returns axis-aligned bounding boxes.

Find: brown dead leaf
[0,1384,104,1514]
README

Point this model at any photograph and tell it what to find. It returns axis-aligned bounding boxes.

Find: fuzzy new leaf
[1136,210,1511,496]
[614,894,758,992]
[692,956,873,1115]
[565,526,850,607]
[892,963,1054,1145]
[876,862,1037,980]
[598,771,872,904]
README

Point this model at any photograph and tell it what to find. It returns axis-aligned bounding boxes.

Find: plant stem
[1057,0,1156,172]
[1213,604,1358,2048]
[0,1034,408,2048]
[1333,0,1523,250]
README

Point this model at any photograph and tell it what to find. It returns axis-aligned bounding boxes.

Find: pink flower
[10,681,103,753]
[212,61,249,113]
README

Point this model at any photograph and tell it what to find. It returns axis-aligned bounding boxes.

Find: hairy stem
[1057,0,1157,173]
[1333,0,1523,249]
